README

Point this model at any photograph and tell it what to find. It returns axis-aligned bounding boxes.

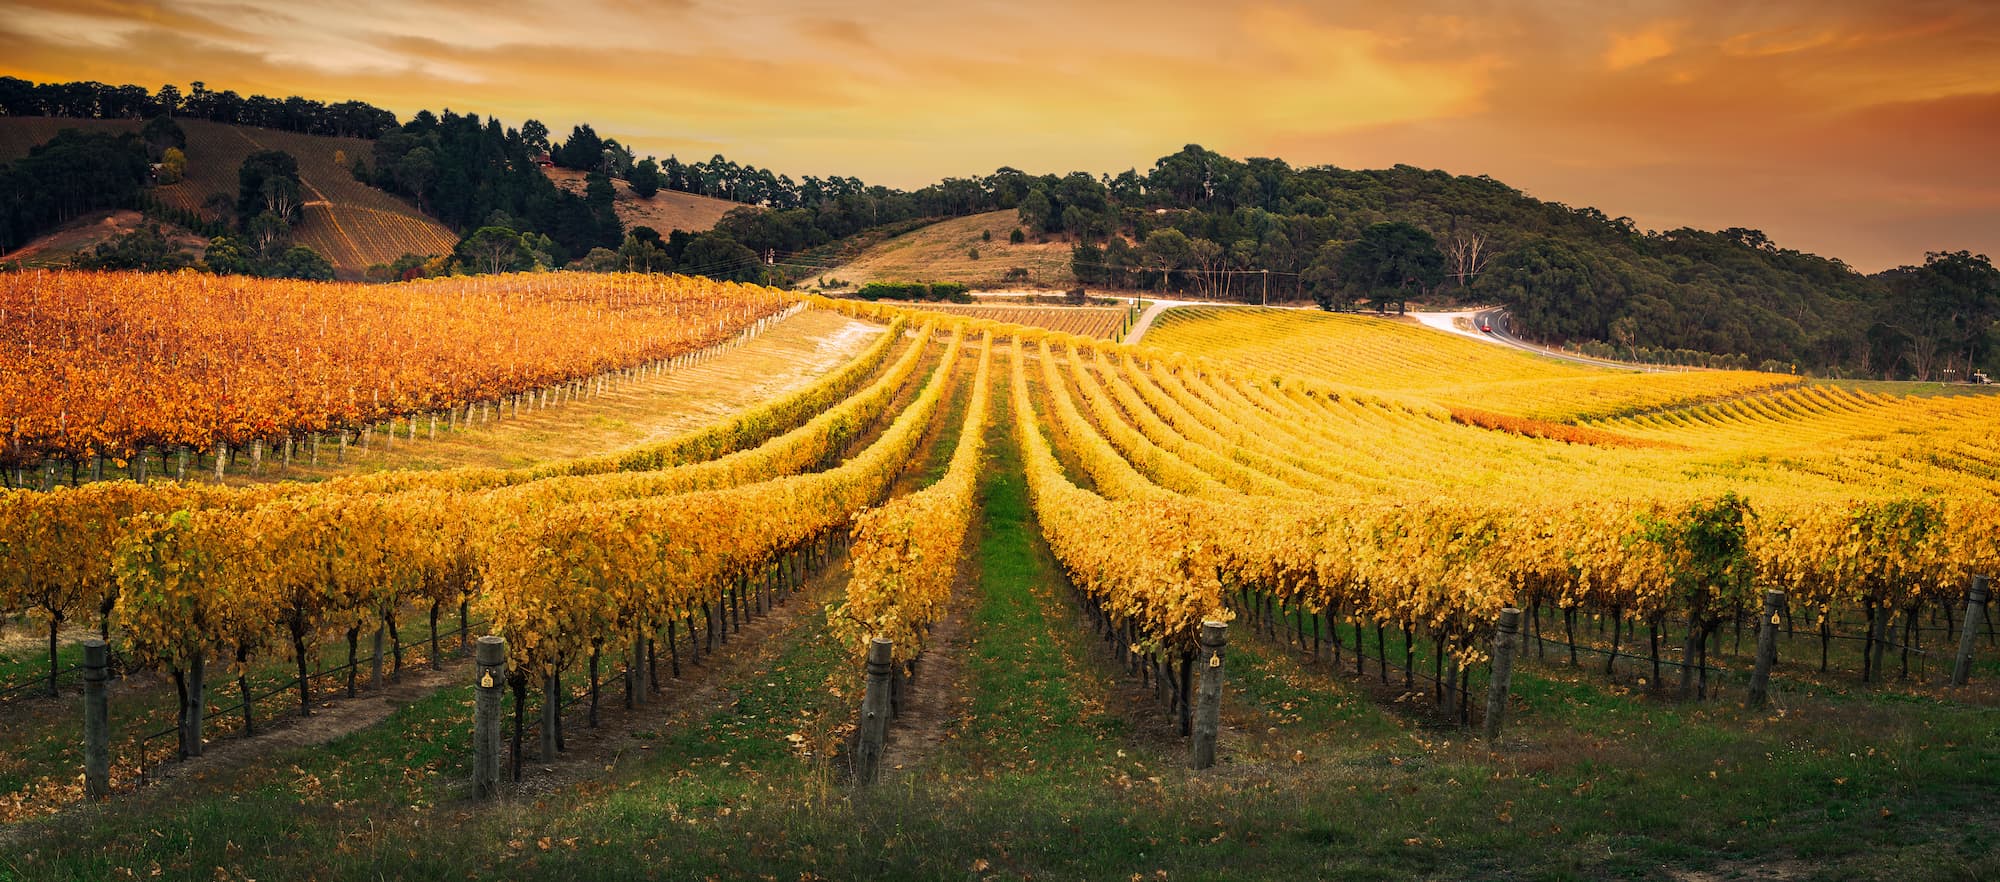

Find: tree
[271,245,334,281]
[679,232,761,282]
[1478,238,1619,341]
[393,146,437,212]
[1303,242,1348,311]
[77,224,193,271]
[629,158,660,198]
[556,125,603,170]
[617,231,670,272]
[521,119,551,156]
[455,226,534,275]
[585,171,622,247]
[1338,221,1444,314]
[237,150,301,226]
[1881,251,2000,381]
[1444,228,1492,289]
[202,236,255,275]
[1141,229,1194,292]
[140,116,185,161]
[247,212,291,258]
[1018,189,1053,234]
[570,247,621,272]
[157,147,186,184]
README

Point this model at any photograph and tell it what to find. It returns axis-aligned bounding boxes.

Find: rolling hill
[823,209,1077,289]
[0,117,457,277]
[541,166,748,235]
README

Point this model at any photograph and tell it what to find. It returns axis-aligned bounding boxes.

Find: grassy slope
[540,167,748,235]
[827,209,1077,289]
[0,117,457,276]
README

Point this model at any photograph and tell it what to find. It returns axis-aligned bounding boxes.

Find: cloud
[0,0,1993,270]
[1603,20,1680,71]
[797,18,873,50]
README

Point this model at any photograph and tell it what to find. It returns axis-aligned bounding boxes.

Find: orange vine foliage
[0,270,790,465]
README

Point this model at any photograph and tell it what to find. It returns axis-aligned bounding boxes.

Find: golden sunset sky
[2,0,1995,271]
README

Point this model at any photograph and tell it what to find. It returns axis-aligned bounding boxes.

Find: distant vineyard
[1143,306,1800,422]
[898,303,1130,340]
[0,271,790,467]
[0,117,458,275]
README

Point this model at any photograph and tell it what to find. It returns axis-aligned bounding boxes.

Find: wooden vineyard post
[1482,608,1521,742]
[1747,590,1785,708]
[473,636,505,798]
[1952,575,1991,686]
[82,638,110,799]
[1191,621,1228,771]
[540,672,561,760]
[371,625,385,690]
[854,638,893,786]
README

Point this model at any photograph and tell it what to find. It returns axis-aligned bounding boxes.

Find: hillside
[824,209,1077,289]
[0,117,456,276]
[541,166,747,235]
[0,209,208,267]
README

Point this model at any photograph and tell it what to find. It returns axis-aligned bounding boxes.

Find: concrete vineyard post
[1482,608,1522,741]
[1952,575,1991,686]
[855,638,893,786]
[1191,621,1228,770]
[473,636,505,798]
[1748,590,1785,708]
[82,638,110,799]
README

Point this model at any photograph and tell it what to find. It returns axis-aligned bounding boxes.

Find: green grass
[1818,378,2000,398]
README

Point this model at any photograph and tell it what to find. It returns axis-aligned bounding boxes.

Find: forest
[2,79,1993,379]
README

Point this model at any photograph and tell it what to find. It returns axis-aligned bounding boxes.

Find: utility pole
[1261,269,1269,307]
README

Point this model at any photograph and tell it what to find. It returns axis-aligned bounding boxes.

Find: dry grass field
[825,209,1078,289]
[542,166,750,234]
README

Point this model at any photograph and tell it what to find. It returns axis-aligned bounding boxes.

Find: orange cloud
[1603,20,1681,71]
[0,0,1993,271]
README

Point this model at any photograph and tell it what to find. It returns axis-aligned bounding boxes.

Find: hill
[0,209,208,267]
[541,167,747,235]
[822,209,1077,289]
[0,117,456,276]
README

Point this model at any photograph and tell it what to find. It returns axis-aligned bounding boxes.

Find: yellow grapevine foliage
[9,285,1999,696]
[0,301,907,657]
[831,332,994,662]
[1010,339,1232,656]
[477,325,966,676]
[841,297,1997,670]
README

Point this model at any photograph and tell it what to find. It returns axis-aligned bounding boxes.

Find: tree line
[0,77,398,139]
[4,78,1990,378]
[1043,144,1992,381]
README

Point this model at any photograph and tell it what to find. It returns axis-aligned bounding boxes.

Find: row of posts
[69,575,1996,799]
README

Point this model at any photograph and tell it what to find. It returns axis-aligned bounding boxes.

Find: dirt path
[507,555,846,795]
[874,533,979,777]
[149,663,463,788]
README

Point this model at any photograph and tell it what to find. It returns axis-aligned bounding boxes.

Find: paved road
[1469,308,1672,372]
[1119,297,1199,345]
